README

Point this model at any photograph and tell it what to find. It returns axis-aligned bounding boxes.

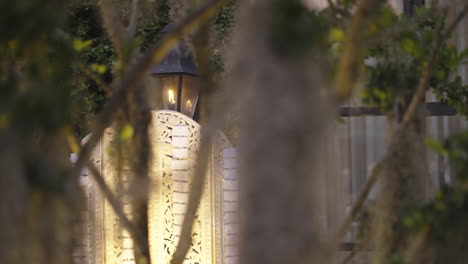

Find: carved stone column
[74,110,238,264]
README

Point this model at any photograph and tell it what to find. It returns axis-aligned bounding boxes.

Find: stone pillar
[223,148,239,264]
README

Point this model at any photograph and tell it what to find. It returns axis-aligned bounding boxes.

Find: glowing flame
[186,100,193,112]
[168,89,176,104]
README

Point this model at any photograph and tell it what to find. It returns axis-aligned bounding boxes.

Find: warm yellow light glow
[168,89,176,104]
[186,100,192,112]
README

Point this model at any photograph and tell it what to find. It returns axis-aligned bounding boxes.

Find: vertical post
[177,74,184,112]
[404,0,425,16]
[222,147,239,264]
[171,124,191,264]
[71,153,90,264]
[122,170,136,264]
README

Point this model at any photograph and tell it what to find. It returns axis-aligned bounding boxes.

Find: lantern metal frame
[150,23,200,119]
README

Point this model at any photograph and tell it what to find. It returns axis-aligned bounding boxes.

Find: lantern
[151,24,200,119]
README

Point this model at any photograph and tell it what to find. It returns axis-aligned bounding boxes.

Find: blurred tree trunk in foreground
[231,1,333,263]
[3,1,468,264]
[0,1,81,263]
[0,133,81,264]
[373,106,429,264]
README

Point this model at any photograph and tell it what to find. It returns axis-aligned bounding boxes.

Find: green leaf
[390,253,403,264]
[376,6,396,28]
[336,116,346,124]
[73,38,93,52]
[90,63,107,74]
[435,70,445,80]
[119,124,134,141]
[329,28,345,43]
[403,216,414,228]
[401,38,420,56]
[0,114,9,129]
[425,137,447,154]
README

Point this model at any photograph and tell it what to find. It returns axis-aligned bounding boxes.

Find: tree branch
[443,2,468,42]
[129,87,151,264]
[87,161,150,259]
[71,0,230,183]
[333,158,386,246]
[169,133,212,264]
[127,0,141,38]
[65,128,149,261]
[443,0,468,7]
[341,241,365,264]
[402,232,428,264]
[366,7,437,48]
[327,0,338,14]
[74,61,112,96]
[169,24,218,264]
[332,5,468,247]
[334,0,381,103]
[100,0,126,58]
[401,3,468,129]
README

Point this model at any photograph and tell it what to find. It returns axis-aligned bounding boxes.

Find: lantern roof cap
[150,24,199,76]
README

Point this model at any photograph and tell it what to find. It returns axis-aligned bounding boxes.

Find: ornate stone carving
[153,111,201,151]
[75,110,237,264]
[77,128,135,264]
[213,132,235,264]
[149,111,209,264]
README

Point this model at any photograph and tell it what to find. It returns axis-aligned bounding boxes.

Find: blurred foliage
[214,0,237,47]
[3,0,468,261]
[66,0,237,137]
[362,7,468,114]
[67,0,118,137]
[212,0,237,78]
[399,132,468,262]
[0,0,74,136]
[316,4,468,259]
[0,0,82,199]
[270,0,329,58]
[338,0,358,8]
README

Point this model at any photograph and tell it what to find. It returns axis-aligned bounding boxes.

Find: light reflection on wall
[74,111,239,264]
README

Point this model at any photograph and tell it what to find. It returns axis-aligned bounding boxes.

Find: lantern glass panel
[180,74,200,118]
[159,74,181,111]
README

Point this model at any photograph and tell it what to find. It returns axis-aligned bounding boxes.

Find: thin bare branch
[334,0,381,103]
[403,232,428,264]
[100,0,126,58]
[53,31,113,96]
[167,20,238,264]
[333,158,386,246]
[439,0,467,8]
[127,0,141,38]
[327,0,338,14]
[342,242,364,264]
[71,0,230,183]
[401,3,468,129]
[169,24,217,264]
[64,128,149,259]
[169,133,212,264]
[366,7,437,48]
[333,6,468,246]
[443,2,468,40]
[333,17,444,245]
[130,87,152,264]
[74,61,112,96]
[87,161,150,259]
[400,31,444,128]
